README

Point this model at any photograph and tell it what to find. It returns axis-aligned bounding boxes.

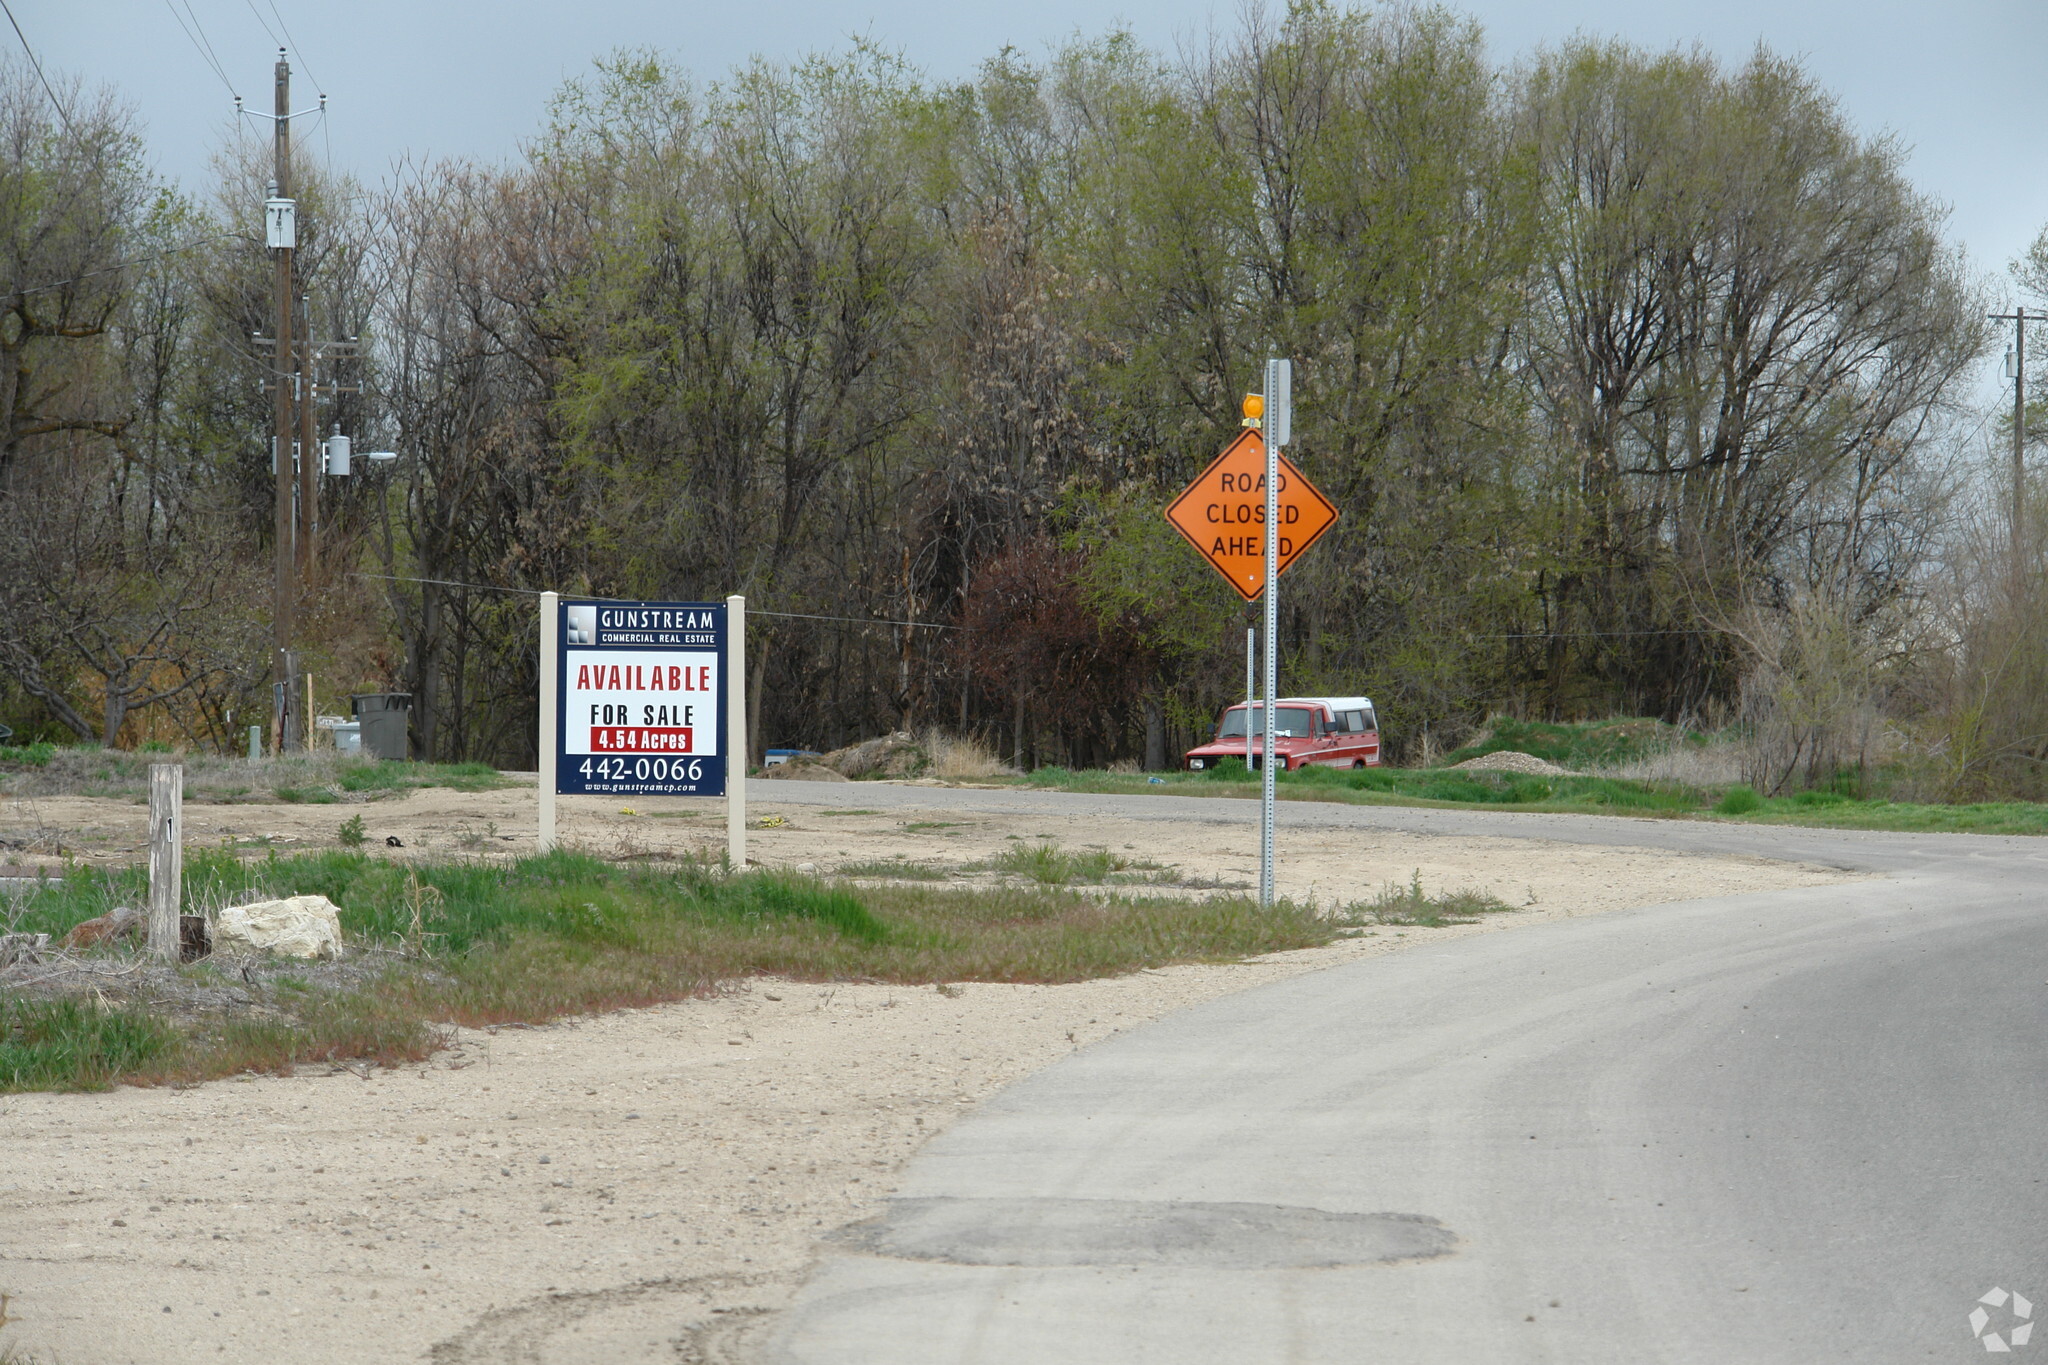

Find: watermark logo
[1971,1288,2033,1352]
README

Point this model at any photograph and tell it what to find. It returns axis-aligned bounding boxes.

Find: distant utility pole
[1991,304,2036,584]
[269,50,297,752]
[250,51,338,752]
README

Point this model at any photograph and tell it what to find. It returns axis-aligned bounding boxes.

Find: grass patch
[0,997,180,1092]
[3,849,1353,1091]
[1440,716,1695,770]
[1722,795,2048,835]
[1023,762,1707,816]
[334,759,503,794]
[838,859,950,880]
[984,841,1162,885]
[0,750,511,803]
[1342,871,1515,928]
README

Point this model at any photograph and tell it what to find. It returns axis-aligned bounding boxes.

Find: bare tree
[0,65,149,484]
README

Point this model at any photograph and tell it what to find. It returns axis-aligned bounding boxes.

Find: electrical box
[323,433,350,476]
[265,196,296,250]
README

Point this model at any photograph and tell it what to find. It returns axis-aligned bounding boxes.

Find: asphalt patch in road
[830,1197,1456,1269]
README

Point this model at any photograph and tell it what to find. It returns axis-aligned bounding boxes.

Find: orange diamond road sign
[1164,429,1338,602]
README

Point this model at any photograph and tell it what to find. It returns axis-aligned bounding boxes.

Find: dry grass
[1589,734,1749,786]
[919,728,1016,779]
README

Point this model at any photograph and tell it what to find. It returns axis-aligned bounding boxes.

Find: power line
[355,572,551,597]
[239,0,282,48]
[164,0,238,99]
[9,233,237,300]
[1477,629,1718,640]
[262,0,324,95]
[0,0,73,136]
[351,574,964,629]
[753,608,962,632]
[182,0,235,90]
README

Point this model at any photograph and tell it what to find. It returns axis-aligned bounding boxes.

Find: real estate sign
[554,599,727,796]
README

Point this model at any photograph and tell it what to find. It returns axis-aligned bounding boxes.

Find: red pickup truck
[1183,696,1381,772]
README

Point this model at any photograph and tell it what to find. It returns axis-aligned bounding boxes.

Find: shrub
[1715,784,1763,815]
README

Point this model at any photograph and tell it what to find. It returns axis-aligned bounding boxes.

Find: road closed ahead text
[1163,429,1338,601]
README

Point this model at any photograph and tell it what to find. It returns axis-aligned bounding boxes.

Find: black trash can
[349,693,413,761]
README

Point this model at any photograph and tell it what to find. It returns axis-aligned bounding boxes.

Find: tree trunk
[1144,698,1167,771]
[102,678,129,749]
[747,631,769,768]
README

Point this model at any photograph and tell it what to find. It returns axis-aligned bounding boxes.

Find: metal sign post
[1260,358,1291,909]
[539,590,559,852]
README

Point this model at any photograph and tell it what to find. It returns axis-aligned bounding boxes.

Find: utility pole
[297,291,318,575]
[269,50,297,752]
[1992,305,2035,588]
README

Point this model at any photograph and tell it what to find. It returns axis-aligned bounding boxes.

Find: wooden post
[147,763,183,962]
[538,591,558,853]
[727,595,746,871]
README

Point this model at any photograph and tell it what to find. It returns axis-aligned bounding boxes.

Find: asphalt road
[745,781,2048,1363]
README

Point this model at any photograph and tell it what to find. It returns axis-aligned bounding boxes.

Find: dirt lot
[0,779,1858,1364]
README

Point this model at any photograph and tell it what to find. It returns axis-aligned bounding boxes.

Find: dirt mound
[1450,750,1576,777]
[818,731,928,780]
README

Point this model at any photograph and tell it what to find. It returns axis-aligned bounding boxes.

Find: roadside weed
[1342,871,1515,928]
[837,859,950,881]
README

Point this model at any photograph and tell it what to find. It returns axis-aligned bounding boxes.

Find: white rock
[215,894,345,959]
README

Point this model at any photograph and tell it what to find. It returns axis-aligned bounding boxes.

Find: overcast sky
[21,0,2048,400]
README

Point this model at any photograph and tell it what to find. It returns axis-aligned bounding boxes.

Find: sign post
[539,590,558,852]
[542,596,736,858]
[727,594,746,871]
[1164,361,1322,910]
[1260,359,1289,908]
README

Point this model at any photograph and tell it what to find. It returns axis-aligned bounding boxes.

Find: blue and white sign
[554,599,727,796]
